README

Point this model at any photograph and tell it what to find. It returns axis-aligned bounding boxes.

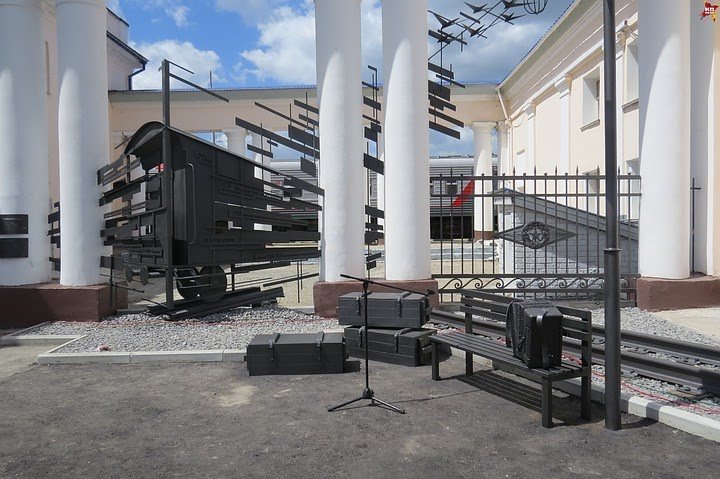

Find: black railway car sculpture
[98,121,323,310]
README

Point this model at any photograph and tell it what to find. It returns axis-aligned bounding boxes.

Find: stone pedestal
[0,283,127,328]
[637,275,720,311]
[313,279,440,318]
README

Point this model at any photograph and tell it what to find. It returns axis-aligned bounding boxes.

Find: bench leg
[581,374,592,420]
[465,350,474,376]
[431,341,440,381]
[541,379,553,428]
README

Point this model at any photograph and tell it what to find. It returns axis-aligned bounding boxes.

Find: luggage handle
[359,326,365,348]
[268,333,280,361]
[505,300,521,348]
[315,331,325,359]
[393,328,414,352]
[536,314,550,370]
[395,292,412,316]
[355,292,371,315]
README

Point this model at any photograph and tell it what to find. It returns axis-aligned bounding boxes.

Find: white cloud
[430,127,475,157]
[169,5,190,27]
[215,0,288,24]
[235,0,570,86]
[236,0,384,86]
[130,39,224,90]
[238,1,317,85]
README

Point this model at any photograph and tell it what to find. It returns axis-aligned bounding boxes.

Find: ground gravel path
[591,307,720,346]
[31,306,342,353]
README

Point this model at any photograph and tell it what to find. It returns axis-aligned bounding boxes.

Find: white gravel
[591,307,720,347]
[30,306,342,353]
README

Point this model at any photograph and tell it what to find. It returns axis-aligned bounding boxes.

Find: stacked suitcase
[338,292,444,367]
[246,332,347,376]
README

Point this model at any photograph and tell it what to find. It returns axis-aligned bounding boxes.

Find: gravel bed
[592,307,720,347]
[30,306,342,353]
[589,365,720,422]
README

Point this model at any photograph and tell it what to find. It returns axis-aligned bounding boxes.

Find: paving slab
[655,307,720,342]
[0,345,52,381]
[0,357,718,478]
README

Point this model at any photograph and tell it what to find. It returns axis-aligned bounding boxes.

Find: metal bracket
[315,331,325,359]
[395,292,411,316]
[268,333,280,361]
[393,328,414,353]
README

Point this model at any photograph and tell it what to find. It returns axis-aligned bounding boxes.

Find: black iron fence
[430,170,641,303]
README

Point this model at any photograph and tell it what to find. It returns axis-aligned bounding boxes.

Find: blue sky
[109,0,574,90]
[107,0,574,156]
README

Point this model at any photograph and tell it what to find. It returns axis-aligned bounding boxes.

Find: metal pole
[602,0,622,431]
[162,59,175,309]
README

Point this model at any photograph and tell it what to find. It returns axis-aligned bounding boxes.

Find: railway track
[429,309,720,395]
[147,287,285,321]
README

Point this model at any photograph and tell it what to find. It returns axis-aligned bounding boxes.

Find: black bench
[429,290,592,428]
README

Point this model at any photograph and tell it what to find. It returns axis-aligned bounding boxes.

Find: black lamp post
[602,0,622,431]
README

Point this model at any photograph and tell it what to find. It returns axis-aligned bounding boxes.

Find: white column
[555,76,572,174]
[524,102,536,175]
[56,0,110,286]
[616,31,627,169]
[0,0,49,286]
[224,128,246,155]
[638,0,691,279]
[472,122,495,240]
[382,0,431,280]
[315,0,365,281]
[497,123,510,175]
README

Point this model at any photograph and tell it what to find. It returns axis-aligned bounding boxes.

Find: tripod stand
[328,274,434,414]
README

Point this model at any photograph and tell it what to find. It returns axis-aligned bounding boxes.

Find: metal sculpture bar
[362,65,384,273]
[97,59,324,314]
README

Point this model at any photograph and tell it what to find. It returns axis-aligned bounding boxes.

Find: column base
[0,282,127,328]
[313,278,440,318]
[637,275,720,311]
[473,231,494,241]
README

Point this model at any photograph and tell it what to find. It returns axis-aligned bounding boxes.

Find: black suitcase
[337,292,430,328]
[505,301,563,369]
[344,326,445,367]
[246,332,346,376]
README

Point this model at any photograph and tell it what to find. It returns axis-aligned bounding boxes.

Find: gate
[430,170,641,303]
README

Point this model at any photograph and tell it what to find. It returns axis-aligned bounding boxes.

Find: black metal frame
[429,171,640,303]
[429,289,592,428]
[328,274,408,415]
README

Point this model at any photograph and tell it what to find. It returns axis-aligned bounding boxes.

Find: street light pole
[602,0,622,431]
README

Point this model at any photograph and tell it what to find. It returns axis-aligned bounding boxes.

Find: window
[625,42,639,103]
[582,69,601,127]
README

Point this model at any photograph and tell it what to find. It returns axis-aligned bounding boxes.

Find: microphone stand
[327,274,435,414]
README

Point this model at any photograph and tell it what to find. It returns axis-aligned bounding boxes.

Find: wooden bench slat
[556,305,592,320]
[432,332,583,379]
[461,290,516,304]
[462,297,511,315]
[459,305,507,322]
[562,317,591,332]
[563,329,590,341]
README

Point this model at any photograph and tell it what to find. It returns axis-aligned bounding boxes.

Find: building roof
[107,31,148,66]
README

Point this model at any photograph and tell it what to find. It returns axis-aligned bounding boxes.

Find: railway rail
[429,309,720,396]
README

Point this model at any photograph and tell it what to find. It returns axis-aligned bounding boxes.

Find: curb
[36,348,246,365]
[554,375,720,443]
[454,348,720,443]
